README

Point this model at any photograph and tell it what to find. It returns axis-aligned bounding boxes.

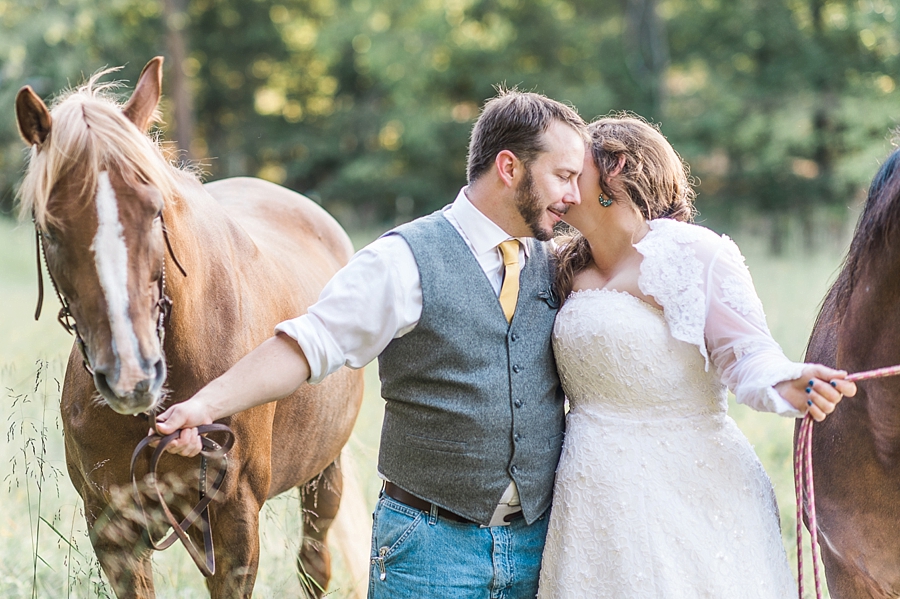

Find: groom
[156,89,587,598]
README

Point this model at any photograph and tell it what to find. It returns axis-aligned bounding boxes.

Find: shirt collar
[445,187,531,258]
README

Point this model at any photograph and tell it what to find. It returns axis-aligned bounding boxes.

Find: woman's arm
[703,236,856,419]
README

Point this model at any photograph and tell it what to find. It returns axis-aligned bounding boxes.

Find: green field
[0,215,852,597]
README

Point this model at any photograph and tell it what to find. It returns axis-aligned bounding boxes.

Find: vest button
[510,465,518,474]
[514,432,522,442]
[514,399,523,408]
[512,365,521,373]
[510,332,519,342]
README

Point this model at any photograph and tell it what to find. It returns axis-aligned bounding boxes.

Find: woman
[537,115,856,598]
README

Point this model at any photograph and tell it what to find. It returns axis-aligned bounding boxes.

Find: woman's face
[562,150,603,232]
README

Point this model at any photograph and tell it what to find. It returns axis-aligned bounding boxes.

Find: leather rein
[34,215,234,577]
[131,415,234,577]
[794,364,900,599]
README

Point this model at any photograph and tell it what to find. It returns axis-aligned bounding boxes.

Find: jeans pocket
[371,495,424,562]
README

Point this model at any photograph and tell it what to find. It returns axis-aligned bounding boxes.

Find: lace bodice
[554,288,724,420]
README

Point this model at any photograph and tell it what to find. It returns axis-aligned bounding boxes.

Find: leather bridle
[33,212,187,375]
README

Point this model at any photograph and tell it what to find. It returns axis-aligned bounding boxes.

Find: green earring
[599,193,613,207]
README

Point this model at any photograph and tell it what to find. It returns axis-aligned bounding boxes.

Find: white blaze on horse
[15,57,364,598]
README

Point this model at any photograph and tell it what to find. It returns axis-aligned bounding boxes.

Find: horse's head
[15,57,179,415]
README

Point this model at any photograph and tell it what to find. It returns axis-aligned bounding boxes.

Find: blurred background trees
[1,0,897,247]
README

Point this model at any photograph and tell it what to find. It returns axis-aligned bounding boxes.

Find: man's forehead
[536,123,585,162]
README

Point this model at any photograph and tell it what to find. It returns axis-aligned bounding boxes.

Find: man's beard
[515,168,552,241]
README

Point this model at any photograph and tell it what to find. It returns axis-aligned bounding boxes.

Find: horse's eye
[41,227,58,243]
[154,211,163,223]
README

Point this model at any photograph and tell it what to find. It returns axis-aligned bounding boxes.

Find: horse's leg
[87,501,156,599]
[298,458,342,598]
[205,488,263,599]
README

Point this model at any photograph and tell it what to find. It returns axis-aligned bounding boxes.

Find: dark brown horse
[14,57,364,598]
[803,147,900,598]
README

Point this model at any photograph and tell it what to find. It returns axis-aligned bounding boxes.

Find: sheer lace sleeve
[636,220,804,417]
[703,235,804,416]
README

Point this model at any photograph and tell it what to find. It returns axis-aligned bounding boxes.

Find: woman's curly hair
[555,114,697,303]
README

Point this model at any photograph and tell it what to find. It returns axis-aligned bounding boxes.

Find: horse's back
[203,176,354,269]
[200,176,355,319]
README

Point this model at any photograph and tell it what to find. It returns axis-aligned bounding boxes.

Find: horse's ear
[15,86,52,147]
[123,56,164,132]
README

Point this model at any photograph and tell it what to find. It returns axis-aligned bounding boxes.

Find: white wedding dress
[538,220,802,599]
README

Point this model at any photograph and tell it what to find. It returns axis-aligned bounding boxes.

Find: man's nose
[565,182,582,205]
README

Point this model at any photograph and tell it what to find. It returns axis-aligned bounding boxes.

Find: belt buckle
[481,503,521,528]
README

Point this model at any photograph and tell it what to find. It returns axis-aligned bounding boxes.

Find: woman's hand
[775,364,857,421]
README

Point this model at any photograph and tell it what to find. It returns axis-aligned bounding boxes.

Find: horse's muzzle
[94,358,166,415]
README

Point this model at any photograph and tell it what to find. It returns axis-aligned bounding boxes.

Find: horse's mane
[827,148,900,322]
[17,68,196,228]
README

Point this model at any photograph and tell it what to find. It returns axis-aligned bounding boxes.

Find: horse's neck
[843,249,900,463]
[161,175,257,386]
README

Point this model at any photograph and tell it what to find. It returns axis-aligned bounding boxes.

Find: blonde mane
[17,68,195,228]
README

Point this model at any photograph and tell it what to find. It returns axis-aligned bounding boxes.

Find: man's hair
[466,88,586,183]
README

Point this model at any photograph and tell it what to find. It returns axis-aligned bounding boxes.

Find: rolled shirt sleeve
[274,233,422,384]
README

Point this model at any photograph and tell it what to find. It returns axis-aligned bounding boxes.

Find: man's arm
[154,333,311,456]
[154,233,423,457]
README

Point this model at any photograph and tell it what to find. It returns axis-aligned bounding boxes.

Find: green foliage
[0,0,898,239]
[664,0,900,239]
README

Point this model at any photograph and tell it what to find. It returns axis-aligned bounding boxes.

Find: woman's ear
[609,153,627,178]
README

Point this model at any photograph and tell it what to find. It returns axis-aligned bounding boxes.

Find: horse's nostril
[134,378,150,394]
[152,358,166,387]
[93,370,115,398]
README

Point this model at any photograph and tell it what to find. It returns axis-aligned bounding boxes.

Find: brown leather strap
[130,423,234,577]
[34,226,44,321]
[384,482,515,525]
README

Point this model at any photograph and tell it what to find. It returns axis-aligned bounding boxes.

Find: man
[157,89,587,598]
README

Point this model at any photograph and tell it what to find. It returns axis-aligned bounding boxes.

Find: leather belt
[383,482,523,525]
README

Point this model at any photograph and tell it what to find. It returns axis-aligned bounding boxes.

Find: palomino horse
[15,57,364,598]
[803,147,900,598]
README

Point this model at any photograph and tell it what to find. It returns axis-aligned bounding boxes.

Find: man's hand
[152,399,215,457]
[149,333,312,457]
[776,364,857,421]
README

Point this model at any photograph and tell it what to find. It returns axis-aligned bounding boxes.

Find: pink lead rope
[794,364,900,599]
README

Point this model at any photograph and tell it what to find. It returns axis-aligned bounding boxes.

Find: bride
[537,115,856,598]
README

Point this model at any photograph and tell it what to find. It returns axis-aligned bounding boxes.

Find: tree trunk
[163,0,194,161]
[623,0,669,119]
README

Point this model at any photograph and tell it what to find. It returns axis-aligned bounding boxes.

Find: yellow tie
[498,239,520,323]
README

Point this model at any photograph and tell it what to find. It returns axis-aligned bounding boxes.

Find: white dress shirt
[275,187,529,384]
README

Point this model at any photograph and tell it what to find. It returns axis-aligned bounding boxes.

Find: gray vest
[378,211,565,526]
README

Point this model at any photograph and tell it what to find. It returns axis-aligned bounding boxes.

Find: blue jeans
[367,492,549,599]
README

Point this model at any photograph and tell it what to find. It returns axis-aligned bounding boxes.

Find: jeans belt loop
[428,503,438,526]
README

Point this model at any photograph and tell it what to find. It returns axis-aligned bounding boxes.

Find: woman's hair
[555,114,697,302]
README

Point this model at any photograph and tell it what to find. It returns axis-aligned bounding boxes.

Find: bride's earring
[599,193,613,207]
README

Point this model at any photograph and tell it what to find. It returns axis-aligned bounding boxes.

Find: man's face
[513,121,584,241]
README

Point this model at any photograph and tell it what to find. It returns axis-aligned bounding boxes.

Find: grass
[0,214,853,597]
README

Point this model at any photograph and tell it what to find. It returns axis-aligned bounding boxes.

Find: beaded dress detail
[537,220,799,599]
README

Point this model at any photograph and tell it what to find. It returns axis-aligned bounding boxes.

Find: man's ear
[495,150,520,188]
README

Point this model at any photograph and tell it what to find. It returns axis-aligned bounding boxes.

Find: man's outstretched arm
[154,333,310,457]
